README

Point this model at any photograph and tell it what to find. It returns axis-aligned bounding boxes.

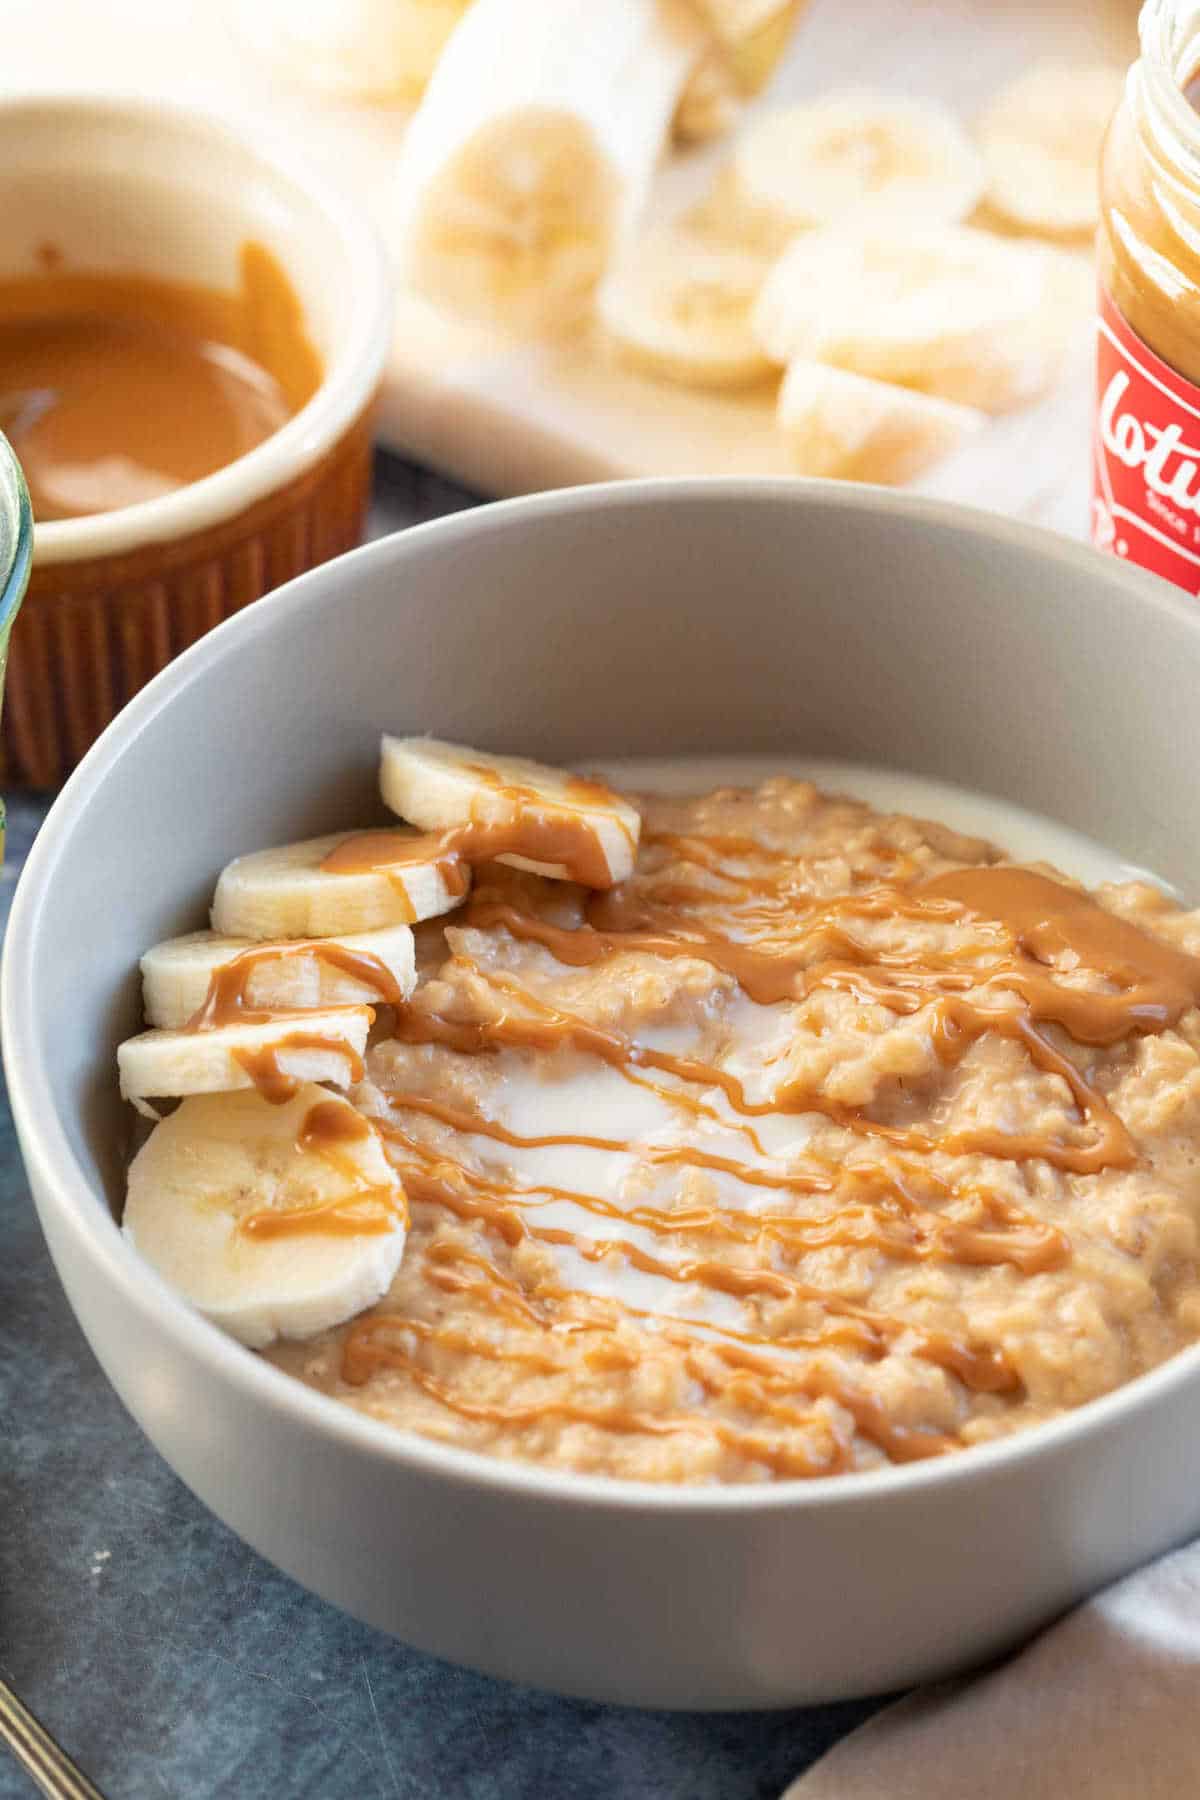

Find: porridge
[117,739,1200,1483]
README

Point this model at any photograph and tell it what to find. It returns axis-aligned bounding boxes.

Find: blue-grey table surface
[0,455,884,1800]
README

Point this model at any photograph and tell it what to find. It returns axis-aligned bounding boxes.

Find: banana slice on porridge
[380,735,642,886]
[123,1086,407,1348]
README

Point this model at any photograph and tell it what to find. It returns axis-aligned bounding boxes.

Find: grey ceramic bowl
[7,480,1200,1709]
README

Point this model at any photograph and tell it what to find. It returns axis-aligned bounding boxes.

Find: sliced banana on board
[211,831,465,941]
[381,736,641,886]
[141,926,417,1032]
[777,363,984,481]
[717,90,985,251]
[124,1086,407,1349]
[118,1007,372,1110]
[978,62,1124,239]
[597,226,773,390]
[392,0,707,334]
[752,225,1058,412]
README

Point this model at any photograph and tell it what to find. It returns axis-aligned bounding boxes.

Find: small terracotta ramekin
[0,94,393,788]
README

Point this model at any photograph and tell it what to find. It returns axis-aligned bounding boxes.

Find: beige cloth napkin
[784,1541,1200,1799]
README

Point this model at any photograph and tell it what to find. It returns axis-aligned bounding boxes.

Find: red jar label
[1094,285,1200,590]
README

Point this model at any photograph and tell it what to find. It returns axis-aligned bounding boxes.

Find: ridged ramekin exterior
[3,407,374,788]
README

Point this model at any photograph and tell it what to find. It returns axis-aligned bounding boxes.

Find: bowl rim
[0,429,32,634]
[9,474,1200,1515]
[0,90,393,565]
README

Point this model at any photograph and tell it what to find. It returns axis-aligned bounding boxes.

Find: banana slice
[211,831,465,941]
[393,0,707,334]
[141,926,417,1032]
[978,63,1124,239]
[597,226,773,390]
[752,225,1056,412]
[724,91,985,250]
[904,243,1088,411]
[227,0,471,100]
[673,1,802,142]
[380,736,641,886]
[123,1086,406,1348]
[777,363,984,482]
[118,1007,372,1110]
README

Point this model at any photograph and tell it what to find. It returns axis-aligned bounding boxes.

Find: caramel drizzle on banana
[240,1099,409,1240]
[241,1185,402,1241]
[183,938,394,1115]
[186,940,407,1029]
[231,1032,367,1106]
[169,942,407,1239]
[320,768,630,893]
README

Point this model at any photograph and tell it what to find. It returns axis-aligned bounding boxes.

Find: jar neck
[1136,0,1200,184]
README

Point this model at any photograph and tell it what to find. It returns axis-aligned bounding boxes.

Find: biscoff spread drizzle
[189,776,1200,1476]
[298,783,1200,1478]
[177,944,405,1233]
[231,1033,368,1105]
[457,861,1200,1174]
[237,1098,409,1242]
[240,1184,402,1241]
[178,939,401,1127]
[187,940,409,1030]
[321,767,631,892]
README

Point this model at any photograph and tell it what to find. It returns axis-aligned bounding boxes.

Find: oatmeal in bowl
[18,479,1200,1705]
[115,733,1200,1485]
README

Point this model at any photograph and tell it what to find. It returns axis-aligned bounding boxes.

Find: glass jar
[1095,0,1200,587]
[0,431,31,856]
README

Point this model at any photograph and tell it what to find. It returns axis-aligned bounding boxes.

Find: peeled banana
[392,0,708,334]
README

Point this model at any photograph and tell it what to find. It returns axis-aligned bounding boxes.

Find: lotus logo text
[1099,370,1200,515]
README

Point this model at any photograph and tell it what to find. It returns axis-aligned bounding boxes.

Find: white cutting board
[3,0,1140,536]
